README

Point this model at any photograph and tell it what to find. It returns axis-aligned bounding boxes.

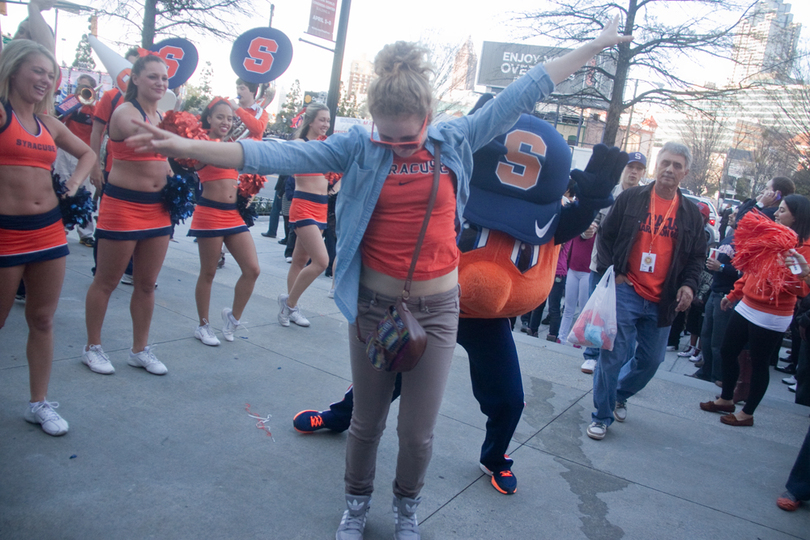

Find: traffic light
[88,15,98,36]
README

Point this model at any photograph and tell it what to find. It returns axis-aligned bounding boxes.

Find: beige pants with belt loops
[345,284,460,499]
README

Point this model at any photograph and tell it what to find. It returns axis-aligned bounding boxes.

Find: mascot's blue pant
[321,318,525,473]
[457,317,525,473]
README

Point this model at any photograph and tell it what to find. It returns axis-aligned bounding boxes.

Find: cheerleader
[82,54,172,376]
[189,98,260,345]
[278,103,332,328]
[0,40,95,435]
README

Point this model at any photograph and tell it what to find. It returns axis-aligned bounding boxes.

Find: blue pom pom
[161,173,198,226]
[52,173,95,229]
[237,194,258,228]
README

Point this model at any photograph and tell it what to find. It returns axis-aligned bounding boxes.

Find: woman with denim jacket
[127,17,630,540]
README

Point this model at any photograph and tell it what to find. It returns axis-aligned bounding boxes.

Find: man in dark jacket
[587,142,707,440]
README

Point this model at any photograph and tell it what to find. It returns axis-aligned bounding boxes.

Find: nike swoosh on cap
[535,215,557,239]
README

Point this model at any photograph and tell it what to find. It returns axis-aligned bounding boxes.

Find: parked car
[683,193,719,246]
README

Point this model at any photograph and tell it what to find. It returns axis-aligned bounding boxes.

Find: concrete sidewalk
[1,218,809,540]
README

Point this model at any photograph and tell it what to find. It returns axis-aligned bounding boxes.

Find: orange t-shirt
[63,104,94,146]
[627,190,679,302]
[361,148,459,280]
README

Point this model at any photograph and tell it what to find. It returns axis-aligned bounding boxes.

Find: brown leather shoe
[720,413,753,426]
[699,400,735,413]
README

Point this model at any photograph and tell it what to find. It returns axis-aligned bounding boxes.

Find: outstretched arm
[127,119,246,170]
[24,0,57,52]
[543,15,632,85]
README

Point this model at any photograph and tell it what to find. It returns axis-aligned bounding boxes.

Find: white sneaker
[278,294,291,327]
[328,287,335,299]
[83,344,115,374]
[25,400,68,436]
[221,308,243,342]
[783,375,797,385]
[581,359,597,374]
[128,345,168,375]
[195,320,220,346]
[285,256,292,263]
[789,383,797,393]
[689,352,703,363]
[120,273,134,285]
[289,306,310,327]
[614,401,627,422]
[587,421,607,440]
[678,346,696,357]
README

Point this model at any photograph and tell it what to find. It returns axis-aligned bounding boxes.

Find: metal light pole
[326,0,351,135]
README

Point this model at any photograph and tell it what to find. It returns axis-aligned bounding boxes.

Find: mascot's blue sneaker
[293,410,349,433]
[479,463,517,495]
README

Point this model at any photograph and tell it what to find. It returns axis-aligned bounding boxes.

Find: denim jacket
[239,64,554,321]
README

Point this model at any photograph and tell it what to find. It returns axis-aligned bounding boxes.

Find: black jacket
[596,183,707,327]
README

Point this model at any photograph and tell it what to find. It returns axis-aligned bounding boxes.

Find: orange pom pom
[159,111,209,168]
[733,209,798,302]
[237,174,266,198]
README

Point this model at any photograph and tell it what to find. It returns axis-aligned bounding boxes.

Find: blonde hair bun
[368,42,434,120]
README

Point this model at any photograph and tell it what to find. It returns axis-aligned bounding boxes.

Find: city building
[730,0,801,83]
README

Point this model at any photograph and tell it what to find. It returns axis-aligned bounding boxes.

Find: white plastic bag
[566,266,617,350]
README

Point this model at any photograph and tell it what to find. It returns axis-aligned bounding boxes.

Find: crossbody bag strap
[402,143,441,300]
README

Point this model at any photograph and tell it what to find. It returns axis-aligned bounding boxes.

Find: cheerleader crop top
[0,101,57,171]
[198,164,239,183]
[107,100,166,162]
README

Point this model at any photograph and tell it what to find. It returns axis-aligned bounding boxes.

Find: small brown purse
[358,144,442,372]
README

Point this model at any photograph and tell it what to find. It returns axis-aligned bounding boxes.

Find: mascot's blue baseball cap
[464,97,572,246]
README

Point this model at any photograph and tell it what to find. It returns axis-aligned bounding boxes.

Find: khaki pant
[345,284,459,499]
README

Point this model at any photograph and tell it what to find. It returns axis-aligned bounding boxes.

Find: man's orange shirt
[63,104,94,146]
[627,190,680,302]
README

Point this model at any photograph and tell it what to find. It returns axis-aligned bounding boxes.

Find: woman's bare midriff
[295,174,328,195]
[108,159,171,192]
[201,178,238,203]
[360,266,458,298]
[0,166,58,215]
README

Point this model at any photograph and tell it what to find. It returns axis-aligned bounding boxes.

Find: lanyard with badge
[640,190,677,273]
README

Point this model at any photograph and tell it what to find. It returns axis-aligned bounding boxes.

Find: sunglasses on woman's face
[369,116,428,150]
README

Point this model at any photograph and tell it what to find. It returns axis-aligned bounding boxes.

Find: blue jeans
[266,191,282,236]
[697,291,732,382]
[592,283,670,425]
[544,275,566,337]
[786,423,810,501]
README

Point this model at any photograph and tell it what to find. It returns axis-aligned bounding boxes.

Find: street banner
[305,0,337,41]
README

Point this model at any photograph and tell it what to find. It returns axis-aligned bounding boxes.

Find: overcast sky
[3,0,810,111]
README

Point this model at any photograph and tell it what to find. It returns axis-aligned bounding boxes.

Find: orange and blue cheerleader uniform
[0,101,67,267]
[95,101,172,241]
[289,179,328,230]
[188,165,249,237]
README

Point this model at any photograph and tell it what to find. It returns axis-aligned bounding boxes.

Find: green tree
[515,0,761,145]
[336,82,359,118]
[272,79,302,134]
[72,34,96,70]
[181,61,214,115]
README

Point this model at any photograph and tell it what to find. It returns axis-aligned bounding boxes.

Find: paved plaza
[2,212,809,539]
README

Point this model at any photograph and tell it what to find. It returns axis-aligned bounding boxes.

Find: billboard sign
[477,41,616,110]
